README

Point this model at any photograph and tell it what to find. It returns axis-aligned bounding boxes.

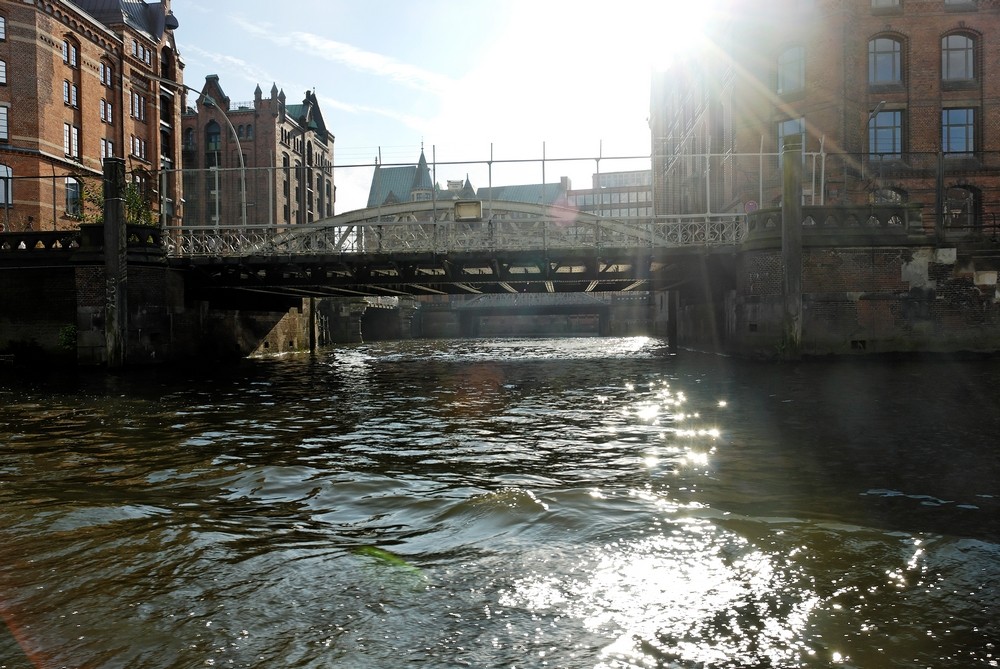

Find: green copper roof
[477,182,567,206]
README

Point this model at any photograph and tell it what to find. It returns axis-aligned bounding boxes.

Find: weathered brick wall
[724,243,1000,356]
[0,266,76,353]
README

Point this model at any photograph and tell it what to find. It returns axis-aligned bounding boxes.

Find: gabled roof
[366,150,437,207]
[286,90,332,144]
[367,165,419,208]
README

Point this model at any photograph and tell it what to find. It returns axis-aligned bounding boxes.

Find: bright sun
[647,1,723,70]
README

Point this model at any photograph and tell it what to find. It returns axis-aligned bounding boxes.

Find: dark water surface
[1,337,998,668]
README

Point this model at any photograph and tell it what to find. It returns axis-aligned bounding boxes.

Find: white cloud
[231,17,455,95]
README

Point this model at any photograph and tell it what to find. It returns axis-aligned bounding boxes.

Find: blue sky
[169,1,715,211]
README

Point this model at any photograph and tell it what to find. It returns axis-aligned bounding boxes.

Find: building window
[0,60,6,85]
[100,99,113,123]
[100,62,113,87]
[64,123,80,158]
[0,16,5,41]
[945,186,976,227]
[777,46,805,94]
[0,164,11,206]
[942,34,974,81]
[206,121,221,152]
[869,37,902,84]
[100,138,114,158]
[869,109,902,158]
[246,124,253,139]
[777,117,805,155]
[0,105,7,141]
[942,108,975,155]
[871,0,900,6]
[131,135,147,160]
[65,177,81,217]
[62,39,78,67]
[63,81,78,107]
[131,92,147,121]
[874,187,906,204]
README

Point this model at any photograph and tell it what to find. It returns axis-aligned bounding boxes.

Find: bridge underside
[175,247,732,302]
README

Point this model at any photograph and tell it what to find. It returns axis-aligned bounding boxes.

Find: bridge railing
[162,210,747,258]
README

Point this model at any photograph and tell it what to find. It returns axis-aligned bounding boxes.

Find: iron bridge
[166,200,745,297]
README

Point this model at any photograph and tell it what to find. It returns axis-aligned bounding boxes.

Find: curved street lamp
[153,76,247,230]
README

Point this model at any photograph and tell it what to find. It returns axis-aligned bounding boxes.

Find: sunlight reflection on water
[1,337,999,667]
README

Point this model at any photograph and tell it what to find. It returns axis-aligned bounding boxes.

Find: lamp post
[153,77,247,229]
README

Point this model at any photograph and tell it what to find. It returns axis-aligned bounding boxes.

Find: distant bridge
[166,199,745,298]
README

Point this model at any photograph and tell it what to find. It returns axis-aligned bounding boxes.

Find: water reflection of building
[0,0,182,231]
[650,0,1000,231]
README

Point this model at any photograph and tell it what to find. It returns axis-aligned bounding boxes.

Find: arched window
[869,37,902,84]
[61,38,79,67]
[942,33,974,81]
[874,187,906,204]
[777,46,805,94]
[205,121,220,152]
[237,124,244,138]
[245,124,253,139]
[65,177,82,217]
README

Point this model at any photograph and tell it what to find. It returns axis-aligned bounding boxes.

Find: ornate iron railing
[163,200,747,258]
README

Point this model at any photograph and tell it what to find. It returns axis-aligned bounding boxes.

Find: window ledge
[942,79,979,92]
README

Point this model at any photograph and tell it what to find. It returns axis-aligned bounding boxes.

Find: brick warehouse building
[179,75,335,230]
[650,0,1000,356]
[0,0,183,233]
[651,0,1000,233]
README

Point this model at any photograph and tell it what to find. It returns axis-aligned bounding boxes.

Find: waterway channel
[1,337,998,668]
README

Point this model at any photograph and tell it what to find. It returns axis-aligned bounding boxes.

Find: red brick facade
[179,76,335,229]
[651,0,1000,232]
[0,0,182,232]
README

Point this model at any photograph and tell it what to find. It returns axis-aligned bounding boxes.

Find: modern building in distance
[651,0,1000,231]
[180,75,334,229]
[567,169,652,218]
[0,0,183,232]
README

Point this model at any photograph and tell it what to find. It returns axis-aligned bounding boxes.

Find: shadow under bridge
[168,199,744,299]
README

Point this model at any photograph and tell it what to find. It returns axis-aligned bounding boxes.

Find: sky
[169,0,718,212]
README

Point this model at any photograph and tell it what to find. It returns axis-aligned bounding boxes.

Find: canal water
[1,337,998,668]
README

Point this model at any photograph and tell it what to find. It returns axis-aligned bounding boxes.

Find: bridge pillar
[781,139,803,358]
[328,300,365,343]
[398,298,418,339]
[103,158,127,369]
[667,290,678,353]
[598,309,611,336]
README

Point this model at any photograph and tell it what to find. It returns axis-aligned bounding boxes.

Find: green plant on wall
[80,178,156,227]
[58,324,78,353]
